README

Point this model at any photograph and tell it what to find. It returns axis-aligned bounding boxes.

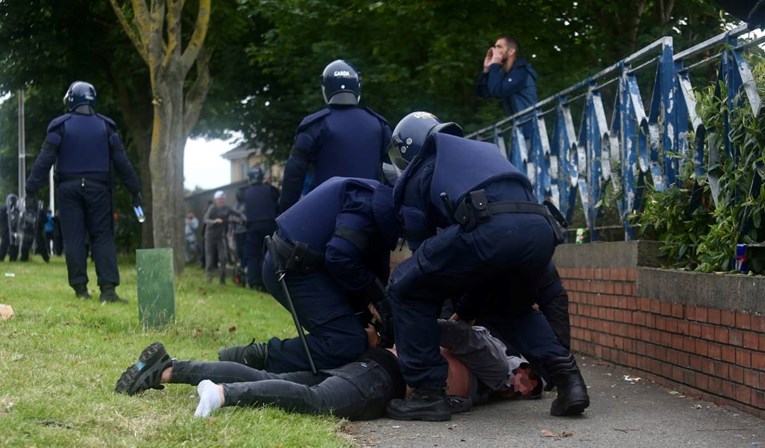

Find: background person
[242,167,279,291]
[476,35,538,140]
[203,191,243,285]
[185,211,199,264]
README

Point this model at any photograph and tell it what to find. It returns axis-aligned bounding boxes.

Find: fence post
[137,248,176,329]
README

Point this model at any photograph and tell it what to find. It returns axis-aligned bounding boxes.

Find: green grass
[0,256,352,447]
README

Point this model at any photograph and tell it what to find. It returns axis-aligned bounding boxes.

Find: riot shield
[19,199,41,261]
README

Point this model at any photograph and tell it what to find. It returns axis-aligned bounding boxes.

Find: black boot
[73,284,91,299]
[387,386,451,421]
[217,339,268,369]
[100,284,127,304]
[546,354,590,416]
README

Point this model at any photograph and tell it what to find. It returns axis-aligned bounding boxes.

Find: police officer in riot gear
[25,81,142,302]
[0,194,21,262]
[278,60,392,212]
[219,177,400,373]
[383,112,589,421]
[242,166,279,290]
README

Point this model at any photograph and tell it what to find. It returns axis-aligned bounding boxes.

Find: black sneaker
[115,342,173,395]
[217,339,268,369]
[387,387,451,421]
[74,285,91,299]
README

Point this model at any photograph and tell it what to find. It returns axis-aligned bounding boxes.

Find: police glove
[372,296,395,348]
[132,192,143,208]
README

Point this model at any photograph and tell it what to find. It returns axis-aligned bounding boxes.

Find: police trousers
[58,179,119,288]
[389,213,567,389]
[246,220,276,287]
[260,253,368,373]
[170,358,392,420]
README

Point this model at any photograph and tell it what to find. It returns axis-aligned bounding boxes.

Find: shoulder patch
[96,113,116,127]
[46,114,72,132]
[363,107,391,126]
[297,108,331,132]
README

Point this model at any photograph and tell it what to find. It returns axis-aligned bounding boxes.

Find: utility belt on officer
[269,232,324,275]
[57,172,110,187]
[452,189,567,244]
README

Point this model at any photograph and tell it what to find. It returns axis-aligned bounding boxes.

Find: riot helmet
[321,60,361,105]
[248,166,265,185]
[63,81,97,111]
[387,112,464,171]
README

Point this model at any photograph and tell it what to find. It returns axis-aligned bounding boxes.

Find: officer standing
[25,82,141,302]
[382,112,589,421]
[218,177,400,373]
[0,194,20,262]
[278,60,392,212]
[242,167,279,291]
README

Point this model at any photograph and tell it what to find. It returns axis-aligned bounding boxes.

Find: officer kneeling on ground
[383,112,590,421]
[25,81,142,302]
[218,176,400,373]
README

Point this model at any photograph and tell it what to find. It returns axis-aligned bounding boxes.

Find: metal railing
[468,24,763,241]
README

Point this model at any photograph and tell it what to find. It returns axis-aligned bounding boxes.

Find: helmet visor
[387,135,410,171]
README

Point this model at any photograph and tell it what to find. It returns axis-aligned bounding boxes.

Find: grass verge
[0,256,352,447]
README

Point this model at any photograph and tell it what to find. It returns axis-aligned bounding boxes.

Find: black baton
[264,235,318,375]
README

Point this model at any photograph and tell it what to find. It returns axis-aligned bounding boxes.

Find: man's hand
[483,47,494,73]
[372,298,395,348]
[490,47,504,66]
[214,218,223,224]
[449,313,475,326]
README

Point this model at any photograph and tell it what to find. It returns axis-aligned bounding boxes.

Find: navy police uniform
[388,133,567,390]
[262,177,400,373]
[243,181,280,289]
[278,106,392,212]
[0,194,20,262]
[26,110,140,294]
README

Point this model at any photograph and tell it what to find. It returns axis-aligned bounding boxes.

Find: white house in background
[220,142,284,187]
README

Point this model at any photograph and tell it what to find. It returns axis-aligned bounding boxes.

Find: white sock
[194,380,223,418]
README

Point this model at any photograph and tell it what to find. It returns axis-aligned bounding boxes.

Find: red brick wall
[559,266,765,420]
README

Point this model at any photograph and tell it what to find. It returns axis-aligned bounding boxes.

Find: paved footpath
[345,355,765,448]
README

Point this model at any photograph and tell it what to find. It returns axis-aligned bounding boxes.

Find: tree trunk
[112,81,154,249]
[108,0,211,273]
[151,70,187,273]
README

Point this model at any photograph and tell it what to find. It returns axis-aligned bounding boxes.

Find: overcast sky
[184,137,234,191]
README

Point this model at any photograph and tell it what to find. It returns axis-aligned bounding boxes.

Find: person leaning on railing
[476,35,538,141]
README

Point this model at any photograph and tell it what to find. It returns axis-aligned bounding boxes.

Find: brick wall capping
[553,240,663,269]
[553,240,765,314]
[638,267,765,314]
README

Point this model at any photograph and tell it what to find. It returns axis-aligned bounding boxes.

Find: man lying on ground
[115,319,540,420]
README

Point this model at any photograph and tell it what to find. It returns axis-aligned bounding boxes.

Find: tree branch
[129,0,151,37]
[162,0,184,70]
[108,0,149,65]
[184,46,214,135]
[180,0,211,75]
[146,0,167,74]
